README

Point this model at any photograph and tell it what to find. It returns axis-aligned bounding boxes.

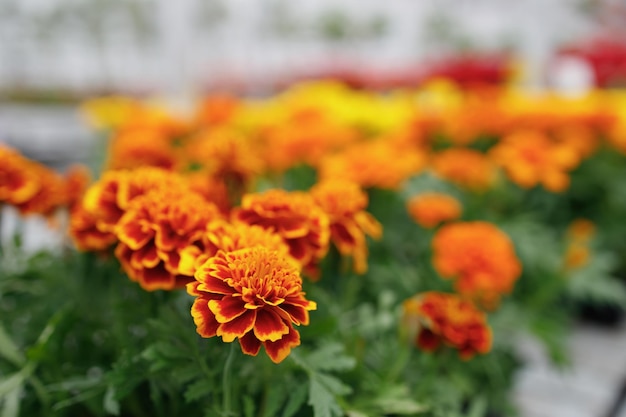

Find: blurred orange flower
[188,247,317,363]
[232,189,330,278]
[407,192,462,229]
[106,129,180,171]
[14,163,66,218]
[114,189,222,291]
[69,203,118,252]
[490,130,579,192]
[402,291,492,359]
[63,164,92,212]
[432,221,521,309]
[0,145,40,206]
[310,180,382,274]
[430,148,495,191]
[319,140,425,190]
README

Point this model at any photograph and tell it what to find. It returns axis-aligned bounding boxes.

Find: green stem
[222,343,236,416]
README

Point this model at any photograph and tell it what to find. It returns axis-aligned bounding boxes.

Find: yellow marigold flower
[114,189,222,291]
[188,247,317,363]
[319,140,426,190]
[178,220,292,276]
[407,192,462,228]
[490,130,580,192]
[232,189,330,278]
[80,96,140,130]
[432,221,521,309]
[310,180,382,274]
[402,291,492,360]
[430,148,496,191]
[0,145,40,205]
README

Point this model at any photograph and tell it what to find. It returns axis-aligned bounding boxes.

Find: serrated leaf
[103,386,120,416]
[308,377,343,417]
[305,343,356,372]
[282,381,308,417]
[184,379,213,403]
[315,373,352,396]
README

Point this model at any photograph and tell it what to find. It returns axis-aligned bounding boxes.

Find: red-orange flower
[310,180,382,274]
[432,221,521,309]
[106,129,180,171]
[69,202,118,252]
[188,247,317,363]
[63,164,92,211]
[407,192,462,228]
[14,162,66,218]
[402,291,492,359]
[114,189,222,291]
[232,189,330,278]
[430,148,496,191]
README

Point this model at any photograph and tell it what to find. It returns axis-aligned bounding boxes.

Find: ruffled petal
[263,324,300,364]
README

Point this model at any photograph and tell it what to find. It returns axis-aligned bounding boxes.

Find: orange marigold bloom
[186,172,232,215]
[193,94,241,127]
[69,202,118,252]
[178,220,292,276]
[232,189,330,278]
[490,130,579,192]
[563,243,590,270]
[83,167,189,234]
[407,192,462,228]
[432,221,521,309]
[106,129,180,171]
[63,164,91,211]
[0,145,40,205]
[402,291,492,359]
[188,247,317,363]
[430,148,496,191]
[319,140,426,190]
[14,163,66,217]
[566,218,596,242]
[310,180,382,274]
[114,189,222,291]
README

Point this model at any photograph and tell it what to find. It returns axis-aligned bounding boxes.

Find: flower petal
[217,310,256,342]
[238,331,262,357]
[253,309,290,342]
[263,324,300,364]
[208,298,247,323]
[191,296,220,338]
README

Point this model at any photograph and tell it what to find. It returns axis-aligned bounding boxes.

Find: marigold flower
[106,129,180,171]
[563,243,590,270]
[430,148,496,191]
[310,180,382,274]
[402,291,492,359]
[490,130,580,192]
[114,189,222,291]
[188,247,317,363]
[0,145,40,205]
[178,220,292,276]
[407,192,462,229]
[14,163,66,218]
[566,218,595,242]
[69,202,118,252]
[319,140,426,190]
[186,172,231,215]
[194,94,241,127]
[232,189,330,278]
[432,221,521,309]
[63,164,91,211]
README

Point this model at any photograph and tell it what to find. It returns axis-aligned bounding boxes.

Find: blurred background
[1,1,626,417]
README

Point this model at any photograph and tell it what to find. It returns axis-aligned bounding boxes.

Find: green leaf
[465,396,487,417]
[262,383,288,417]
[281,382,308,417]
[304,343,356,372]
[1,383,22,417]
[308,377,343,417]
[315,373,352,396]
[0,364,33,397]
[243,395,256,417]
[0,325,24,367]
[184,378,213,403]
[103,386,120,416]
